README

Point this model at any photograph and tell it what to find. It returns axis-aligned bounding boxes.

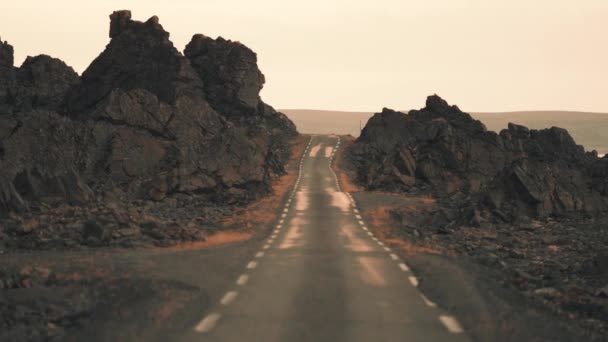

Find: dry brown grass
[220,135,309,231]
[363,205,443,256]
[161,231,253,251]
[169,135,311,250]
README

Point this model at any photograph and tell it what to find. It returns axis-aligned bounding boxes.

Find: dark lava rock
[0,38,16,114]
[349,95,608,220]
[185,34,265,116]
[15,55,80,112]
[0,10,297,214]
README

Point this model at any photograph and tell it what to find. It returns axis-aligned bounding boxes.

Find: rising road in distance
[180,135,470,342]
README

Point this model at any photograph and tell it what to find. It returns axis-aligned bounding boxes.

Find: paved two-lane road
[182,135,470,342]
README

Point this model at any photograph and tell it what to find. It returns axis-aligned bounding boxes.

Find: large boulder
[184,34,264,116]
[349,95,608,220]
[0,42,79,114]
[14,55,80,112]
[184,33,297,175]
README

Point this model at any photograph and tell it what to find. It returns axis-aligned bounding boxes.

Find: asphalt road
[180,135,471,342]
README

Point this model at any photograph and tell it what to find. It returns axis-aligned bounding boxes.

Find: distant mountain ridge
[282,109,608,154]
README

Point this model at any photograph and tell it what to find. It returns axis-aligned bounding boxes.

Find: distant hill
[282,109,608,155]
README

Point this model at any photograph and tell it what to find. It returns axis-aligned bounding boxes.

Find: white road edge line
[220,291,239,305]
[439,315,464,334]
[194,313,221,333]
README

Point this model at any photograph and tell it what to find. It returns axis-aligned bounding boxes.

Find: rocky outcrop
[184,33,297,174]
[349,95,608,221]
[0,10,297,215]
[185,34,264,116]
[0,38,16,114]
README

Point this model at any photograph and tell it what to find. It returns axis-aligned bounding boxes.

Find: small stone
[533,287,562,297]
[595,285,608,298]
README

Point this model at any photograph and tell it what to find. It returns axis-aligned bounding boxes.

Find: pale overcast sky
[1,0,607,112]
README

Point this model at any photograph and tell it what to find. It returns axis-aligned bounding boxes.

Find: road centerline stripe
[220,291,238,305]
[194,313,221,333]
[236,274,249,285]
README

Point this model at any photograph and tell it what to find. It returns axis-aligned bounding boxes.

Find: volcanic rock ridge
[0,11,297,248]
[348,94,608,223]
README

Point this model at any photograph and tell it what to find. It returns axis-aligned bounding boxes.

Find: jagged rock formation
[185,34,265,116]
[348,95,608,221]
[0,10,297,214]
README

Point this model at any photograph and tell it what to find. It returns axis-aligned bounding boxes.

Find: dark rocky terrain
[345,95,608,340]
[349,94,608,223]
[0,10,297,250]
[0,10,301,341]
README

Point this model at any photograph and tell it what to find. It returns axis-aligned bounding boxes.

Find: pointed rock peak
[109,10,168,40]
[109,10,132,38]
[425,94,453,113]
[0,37,14,67]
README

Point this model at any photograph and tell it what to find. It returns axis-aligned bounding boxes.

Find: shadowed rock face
[0,10,297,212]
[0,39,16,114]
[349,95,608,221]
[185,34,264,116]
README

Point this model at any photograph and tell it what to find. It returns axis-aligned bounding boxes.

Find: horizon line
[280,108,608,115]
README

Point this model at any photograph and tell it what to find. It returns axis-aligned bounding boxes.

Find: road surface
[179,135,470,342]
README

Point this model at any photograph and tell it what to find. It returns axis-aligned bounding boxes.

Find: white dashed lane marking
[255,251,264,258]
[194,313,222,333]
[236,274,249,286]
[390,253,399,260]
[421,294,437,308]
[398,263,410,272]
[247,261,258,269]
[220,291,239,305]
[408,276,419,287]
[439,315,464,334]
